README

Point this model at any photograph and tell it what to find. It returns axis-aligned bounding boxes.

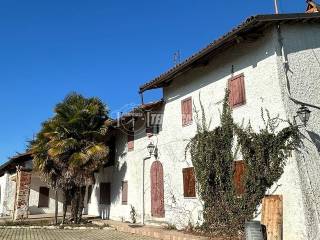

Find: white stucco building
[0,12,319,240]
[86,13,320,240]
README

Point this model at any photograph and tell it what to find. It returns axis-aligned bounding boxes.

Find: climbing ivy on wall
[186,90,299,235]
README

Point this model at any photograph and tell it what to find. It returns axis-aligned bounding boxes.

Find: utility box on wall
[245,221,265,240]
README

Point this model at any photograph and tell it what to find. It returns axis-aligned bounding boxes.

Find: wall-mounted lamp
[147,142,158,158]
[295,104,311,127]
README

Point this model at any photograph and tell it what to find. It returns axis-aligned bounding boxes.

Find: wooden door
[150,161,165,218]
[262,195,283,240]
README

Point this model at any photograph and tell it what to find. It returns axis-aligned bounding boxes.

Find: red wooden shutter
[229,74,246,108]
[181,100,186,126]
[100,182,111,205]
[183,167,196,198]
[234,161,245,196]
[181,97,192,126]
[38,187,49,208]
[127,133,134,151]
[122,181,128,205]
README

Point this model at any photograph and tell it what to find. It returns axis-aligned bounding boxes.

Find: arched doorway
[150,161,165,218]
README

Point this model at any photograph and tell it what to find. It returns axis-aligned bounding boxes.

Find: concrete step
[145,219,169,228]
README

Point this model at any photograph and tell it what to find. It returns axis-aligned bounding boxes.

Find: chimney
[306,0,320,13]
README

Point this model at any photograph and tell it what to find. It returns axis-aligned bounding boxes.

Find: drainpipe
[142,156,150,225]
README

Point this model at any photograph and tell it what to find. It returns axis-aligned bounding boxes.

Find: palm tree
[30,93,111,224]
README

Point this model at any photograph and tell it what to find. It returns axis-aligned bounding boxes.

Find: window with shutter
[100,182,111,205]
[122,181,128,205]
[38,187,49,208]
[127,133,134,151]
[87,185,93,204]
[182,167,196,198]
[146,125,160,136]
[146,126,152,135]
[233,161,245,196]
[181,97,193,127]
[229,74,246,108]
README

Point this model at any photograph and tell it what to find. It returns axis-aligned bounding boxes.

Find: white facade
[87,22,320,240]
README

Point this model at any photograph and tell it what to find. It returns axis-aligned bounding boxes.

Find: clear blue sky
[0,0,306,163]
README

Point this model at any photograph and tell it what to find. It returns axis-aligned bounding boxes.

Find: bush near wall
[186,91,299,236]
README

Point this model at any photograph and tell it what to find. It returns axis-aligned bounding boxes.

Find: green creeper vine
[186,90,299,235]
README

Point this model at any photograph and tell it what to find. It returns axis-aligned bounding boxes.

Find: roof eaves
[139,13,320,93]
[0,152,32,174]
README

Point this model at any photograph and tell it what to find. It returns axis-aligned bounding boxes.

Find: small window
[233,161,245,196]
[229,74,246,108]
[87,185,93,204]
[122,181,128,205]
[182,167,196,198]
[181,97,193,126]
[146,125,160,136]
[100,182,111,205]
[127,133,134,151]
[38,187,49,208]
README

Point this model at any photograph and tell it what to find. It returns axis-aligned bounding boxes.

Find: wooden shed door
[150,161,165,218]
[262,195,283,240]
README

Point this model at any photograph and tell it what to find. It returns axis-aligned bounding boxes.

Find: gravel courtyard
[0,228,155,240]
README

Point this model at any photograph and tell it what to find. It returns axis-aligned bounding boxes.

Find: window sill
[231,102,246,109]
[184,197,197,199]
[182,122,193,127]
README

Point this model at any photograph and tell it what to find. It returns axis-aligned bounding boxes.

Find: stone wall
[14,169,31,220]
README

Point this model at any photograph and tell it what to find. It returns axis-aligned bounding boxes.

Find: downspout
[142,156,150,225]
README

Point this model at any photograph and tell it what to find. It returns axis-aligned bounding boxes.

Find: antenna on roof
[173,50,181,66]
[274,0,279,14]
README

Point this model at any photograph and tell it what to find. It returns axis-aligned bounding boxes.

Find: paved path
[0,228,155,240]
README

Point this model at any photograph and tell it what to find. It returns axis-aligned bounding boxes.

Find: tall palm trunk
[70,188,78,223]
[77,186,86,223]
[62,191,68,225]
[54,189,58,225]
